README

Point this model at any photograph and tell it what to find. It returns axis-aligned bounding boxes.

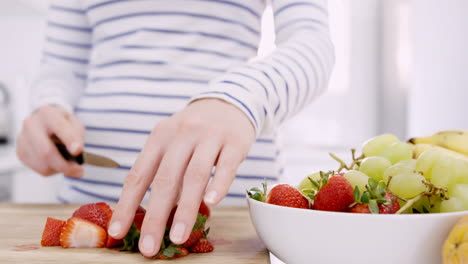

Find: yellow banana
[412,144,468,162]
[409,130,468,156]
[442,215,468,264]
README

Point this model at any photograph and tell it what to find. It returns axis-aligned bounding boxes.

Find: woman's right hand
[16,105,85,177]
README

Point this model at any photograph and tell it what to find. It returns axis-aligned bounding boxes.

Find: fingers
[16,133,55,176]
[138,137,195,257]
[39,106,83,155]
[24,117,83,177]
[109,128,167,240]
[204,144,245,206]
[169,140,221,244]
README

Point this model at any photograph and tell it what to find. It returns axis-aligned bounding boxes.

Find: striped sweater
[32,0,334,205]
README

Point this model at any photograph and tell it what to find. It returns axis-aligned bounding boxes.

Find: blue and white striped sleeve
[31,0,91,114]
[190,0,334,137]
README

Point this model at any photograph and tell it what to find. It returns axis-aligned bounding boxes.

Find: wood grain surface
[0,204,269,264]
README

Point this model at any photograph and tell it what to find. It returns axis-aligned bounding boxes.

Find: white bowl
[247,197,468,264]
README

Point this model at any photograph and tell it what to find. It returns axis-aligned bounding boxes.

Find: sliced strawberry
[183,228,204,248]
[134,205,146,231]
[189,238,214,253]
[60,217,107,248]
[182,214,207,247]
[167,202,210,228]
[106,236,123,248]
[41,217,66,247]
[72,202,113,229]
[199,201,210,218]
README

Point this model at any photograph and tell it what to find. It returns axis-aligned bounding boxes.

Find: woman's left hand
[108,98,255,257]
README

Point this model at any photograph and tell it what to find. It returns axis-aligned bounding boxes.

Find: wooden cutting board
[0,204,269,264]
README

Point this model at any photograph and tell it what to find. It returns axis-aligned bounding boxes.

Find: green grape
[412,196,431,213]
[388,172,427,199]
[297,171,321,193]
[450,184,468,207]
[429,199,442,213]
[359,156,392,181]
[378,142,413,164]
[415,149,441,179]
[431,156,458,190]
[343,170,369,193]
[361,134,400,157]
[396,159,417,168]
[454,159,468,184]
[440,197,468,213]
[413,196,443,213]
[382,159,417,184]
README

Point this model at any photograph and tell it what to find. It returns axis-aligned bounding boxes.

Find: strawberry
[182,214,207,247]
[106,236,123,248]
[313,174,354,212]
[134,205,146,231]
[189,238,214,253]
[41,217,66,247]
[60,217,107,248]
[350,178,401,214]
[199,201,210,218]
[167,202,210,227]
[350,192,400,214]
[264,184,310,209]
[349,203,371,213]
[155,246,189,259]
[72,202,113,229]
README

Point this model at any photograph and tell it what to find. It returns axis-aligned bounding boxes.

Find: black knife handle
[51,135,84,165]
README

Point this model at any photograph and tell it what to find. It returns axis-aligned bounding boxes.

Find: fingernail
[204,191,218,205]
[171,222,186,243]
[141,235,155,254]
[108,221,121,237]
[70,142,81,154]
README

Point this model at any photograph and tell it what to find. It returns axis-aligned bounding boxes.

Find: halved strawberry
[41,217,66,247]
[189,238,214,253]
[167,202,209,228]
[72,202,113,229]
[106,236,123,248]
[182,214,207,247]
[134,205,146,231]
[199,201,210,218]
[60,217,107,248]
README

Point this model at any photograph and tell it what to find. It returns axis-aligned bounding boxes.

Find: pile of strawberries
[41,202,213,259]
[248,172,400,214]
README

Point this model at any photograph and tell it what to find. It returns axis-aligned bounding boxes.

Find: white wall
[0,1,64,203]
[408,0,468,137]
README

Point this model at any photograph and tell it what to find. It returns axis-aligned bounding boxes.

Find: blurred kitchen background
[0,0,467,203]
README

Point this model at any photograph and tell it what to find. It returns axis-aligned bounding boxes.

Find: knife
[51,135,120,168]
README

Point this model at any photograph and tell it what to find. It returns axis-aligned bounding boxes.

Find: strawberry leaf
[368,200,379,214]
[361,192,370,204]
[121,223,140,252]
[368,178,378,191]
[193,214,207,231]
[162,245,182,258]
[247,187,265,202]
[353,186,361,202]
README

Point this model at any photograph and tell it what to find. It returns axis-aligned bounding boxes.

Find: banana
[412,143,468,162]
[442,215,468,264]
[409,130,468,156]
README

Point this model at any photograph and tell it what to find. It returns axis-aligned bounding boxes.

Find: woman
[17,0,334,257]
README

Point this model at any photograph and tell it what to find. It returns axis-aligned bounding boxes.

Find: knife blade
[51,135,120,168]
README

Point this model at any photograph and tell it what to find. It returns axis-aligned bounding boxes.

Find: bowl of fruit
[247,130,468,264]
